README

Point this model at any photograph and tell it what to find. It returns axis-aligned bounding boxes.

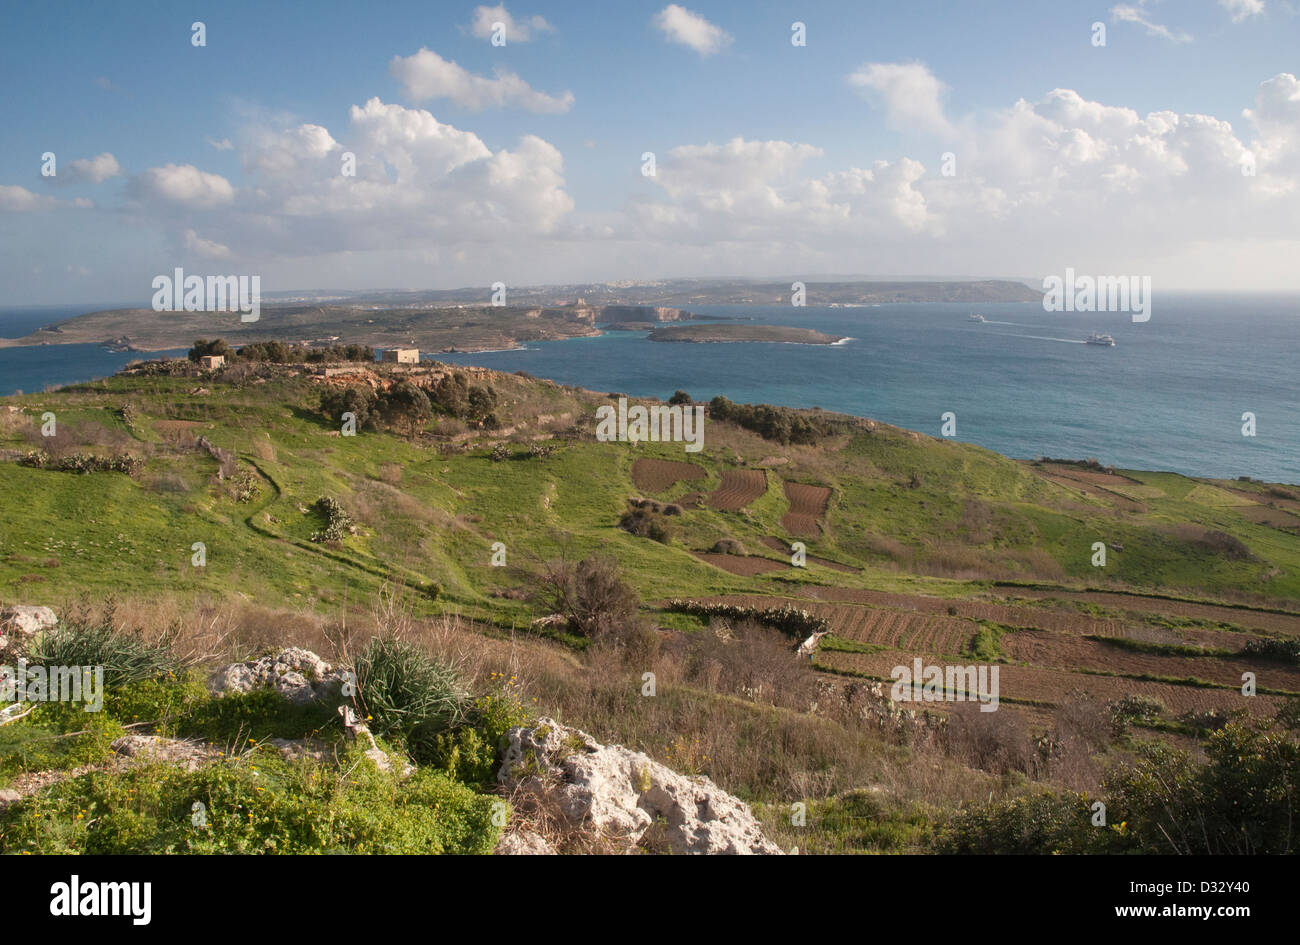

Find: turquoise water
[2,295,1296,482]
[434,295,1300,484]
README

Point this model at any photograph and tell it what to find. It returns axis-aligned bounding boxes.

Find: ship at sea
[1086,331,1116,346]
[968,313,986,322]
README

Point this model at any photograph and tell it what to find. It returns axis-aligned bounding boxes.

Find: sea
[2,294,1297,483]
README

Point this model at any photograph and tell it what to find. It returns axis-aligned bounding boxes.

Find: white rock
[208,647,344,705]
[0,605,57,637]
[494,829,557,855]
[498,717,782,855]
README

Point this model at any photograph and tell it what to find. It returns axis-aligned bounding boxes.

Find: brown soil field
[815,648,1283,718]
[1005,588,1300,636]
[1236,504,1300,532]
[780,481,832,536]
[1002,630,1300,692]
[630,457,706,493]
[758,537,859,573]
[707,469,767,510]
[793,586,1129,635]
[689,553,789,576]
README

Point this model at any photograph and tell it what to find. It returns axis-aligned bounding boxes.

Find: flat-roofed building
[382,348,420,364]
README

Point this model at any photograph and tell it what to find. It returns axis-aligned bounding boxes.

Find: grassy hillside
[2,356,1298,853]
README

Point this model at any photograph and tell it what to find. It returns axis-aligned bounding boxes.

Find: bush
[1241,637,1300,664]
[414,679,533,785]
[0,748,501,854]
[1107,694,1164,735]
[28,606,183,689]
[536,556,642,639]
[619,507,672,543]
[309,496,355,543]
[662,599,829,639]
[352,637,469,739]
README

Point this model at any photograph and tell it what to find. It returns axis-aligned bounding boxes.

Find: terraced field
[1005,588,1300,636]
[780,481,831,536]
[707,469,767,510]
[631,457,707,493]
[759,537,859,573]
[689,553,789,576]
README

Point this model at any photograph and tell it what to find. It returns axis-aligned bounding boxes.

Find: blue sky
[2,0,1298,303]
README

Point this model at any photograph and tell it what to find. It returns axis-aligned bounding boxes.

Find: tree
[187,338,231,363]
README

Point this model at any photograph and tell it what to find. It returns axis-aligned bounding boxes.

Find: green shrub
[176,688,338,745]
[414,680,533,785]
[352,638,469,739]
[28,607,183,689]
[0,747,501,854]
[0,701,125,787]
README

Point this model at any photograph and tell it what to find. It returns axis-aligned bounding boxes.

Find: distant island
[0,279,1036,354]
[647,324,845,345]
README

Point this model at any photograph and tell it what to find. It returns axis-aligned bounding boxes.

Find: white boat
[1086,332,1115,346]
[968,313,985,322]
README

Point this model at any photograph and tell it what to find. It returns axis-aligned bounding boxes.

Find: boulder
[494,829,557,855]
[111,735,215,771]
[208,647,345,705]
[0,605,57,652]
[498,717,782,855]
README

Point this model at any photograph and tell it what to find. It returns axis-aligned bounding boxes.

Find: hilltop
[1,353,1297,854]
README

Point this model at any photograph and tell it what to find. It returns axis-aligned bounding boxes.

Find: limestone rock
[0,605,57,653]
[208,647,344,705]
[111,735,215,771]
[498,717,782,855]
[494,829,557,855]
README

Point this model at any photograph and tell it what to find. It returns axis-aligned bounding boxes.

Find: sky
[1,0,1298,304]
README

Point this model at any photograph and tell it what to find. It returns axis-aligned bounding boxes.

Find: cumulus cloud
[0,185,58,212]
[848,62,955,136]
[207,137,234,151]
[129,163,234,208]
[1110,3,1193,43]
[389,48,573,112]
[468,4,553,42]
[653,5,731,56]
[64,152,121,184]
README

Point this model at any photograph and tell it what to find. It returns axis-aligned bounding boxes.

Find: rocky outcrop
[0,604,57,655]
[111,735,216,771]
[498,717,782,855]
[494,829,557,855]
[208,647,346,705]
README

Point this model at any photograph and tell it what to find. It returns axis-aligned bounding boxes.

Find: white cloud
[0,185,57,212]
[207,137,234,151]
[183,229,231,259]
[1110,3,1193,43]
[1220,0,1265,22]
[65,152,121,184]
[653,5,731,56]
[129,163,235,208]
[468,4,554,42]
[848,62,955,136]
[389,48,573,112]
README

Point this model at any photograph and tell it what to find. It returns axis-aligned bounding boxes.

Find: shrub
[619,507,671,543]
[710,538,747,555]
[536,556,642,639]
[352,637,469,739]
[28,606,183,689]
[0,749,501,854]
[415,679,533,785]
[1241,637,1300,664]
[1107,694,1164,735]
[309,496,355,543]
[662,600,829,639]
